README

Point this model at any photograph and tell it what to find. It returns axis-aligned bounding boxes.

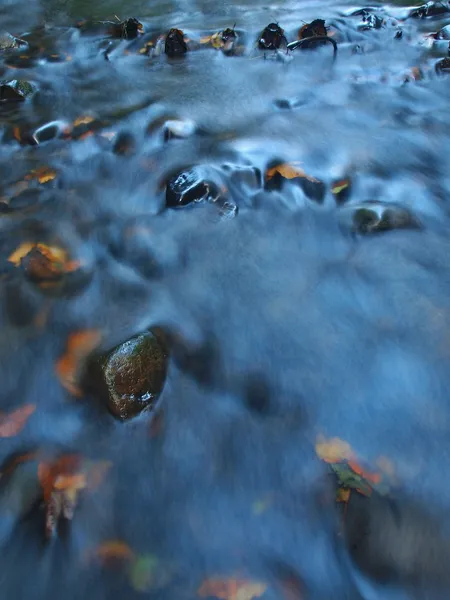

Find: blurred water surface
[1,0,450,599]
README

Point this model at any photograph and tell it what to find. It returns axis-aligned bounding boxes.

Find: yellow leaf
[331,179,350,195]
[8,242,35,266]
[73,115,95,127]
[336,488,351,503]
[315,435,355,464]
[25,166,57,184]
[211,32,224,49]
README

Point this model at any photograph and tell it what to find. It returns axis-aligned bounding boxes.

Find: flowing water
[1,0,450,598]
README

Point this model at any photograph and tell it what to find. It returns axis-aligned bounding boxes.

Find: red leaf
[0,404,35,437]
[55,330,102,396]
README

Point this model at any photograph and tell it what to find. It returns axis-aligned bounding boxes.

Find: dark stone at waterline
[258,23,287,51]
[165,167,222,208]
[107,17,144,40]
[339,202,421,234]
[165,28,187,57]
[410,1,450,18]
[0,80,35,102]
[435,57,450,74]
[0,31,27,51]
[99,332,168,420]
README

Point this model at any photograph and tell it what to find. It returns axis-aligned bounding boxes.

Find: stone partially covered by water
[0,79,34,102]
[165,166,223,208]
[340,201,421,234]
[98,332,168,420]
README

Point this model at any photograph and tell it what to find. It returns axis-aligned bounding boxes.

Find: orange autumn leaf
[8,243,80,285]
[56,329,102,396]
[38,454,82,502]
[94,540,135,563]
[0,404,35,437]
[347,460,381,485]
[265,162,320,183]
[24,166,57,184]
[198,578,267,600]
[315,435,355,464]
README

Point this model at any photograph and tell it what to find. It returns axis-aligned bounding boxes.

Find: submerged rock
[410,1,450,18]
[0,80,35,102]
[98,332,168,420]
[0,31,27,51]
[339,202,421,234]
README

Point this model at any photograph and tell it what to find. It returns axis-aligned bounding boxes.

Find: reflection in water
[1,0,450,599]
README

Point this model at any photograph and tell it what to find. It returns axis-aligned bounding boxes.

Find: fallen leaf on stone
[331,178,350,196]
[198,577,267,600]
[24,166,57,184]
[8,242,81,290]
[266,162,313,181]
[0,404,35,437]
[56,330,102,396]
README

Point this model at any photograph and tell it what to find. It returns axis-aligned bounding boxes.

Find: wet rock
[358,13,385,30]
[220,26,239,54]
[298,19,328,39]
[27,120,68,145]
[410,1,450,18]
[3,53,37,69]
[218,201,238,220]
[295,19,332,50]
[107,17,144,40]
[0,31,26,50]
[437,24,450,39]
[258,23,287,51]
[339,202,421,234]
[331,177,352,205]
[98,332,168,420]
[76,17,143,40]
[113,131,136,156]
[435,57,450,73]
[0,80,35,102]
[163,119,196,141]
[164,28,187,57]
[165,167,222,208]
